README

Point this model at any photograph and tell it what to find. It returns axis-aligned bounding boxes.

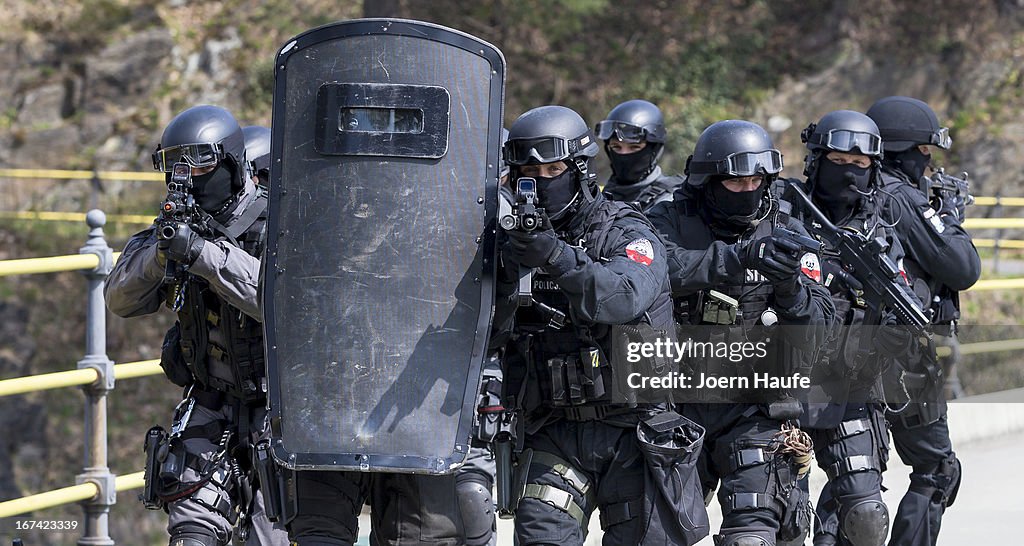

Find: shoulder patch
[625,238,655,266]
[923,207,946,233]
[800,252,822,283]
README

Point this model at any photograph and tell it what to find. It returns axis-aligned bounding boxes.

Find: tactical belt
[827,418,871,443]
[522,484,588,528]
[825,454,882,481]
[723,492,786,518]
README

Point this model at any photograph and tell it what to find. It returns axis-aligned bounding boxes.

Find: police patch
[923,207,946,233]
[800,252,822,282]
[626,238,654,266]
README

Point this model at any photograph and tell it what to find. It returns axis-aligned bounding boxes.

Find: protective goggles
[595,120,648,143]
[883,126,953,150]
[152,143,225,172]
[503,133,593,166]
[686,149,783,177]
[807,129,883,156]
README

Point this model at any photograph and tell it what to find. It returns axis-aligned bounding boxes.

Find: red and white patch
[897,258,910,285]
[626,238,655,266]
[800,252,822,283]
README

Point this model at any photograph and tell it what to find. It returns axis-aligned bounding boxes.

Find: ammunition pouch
[544,347,611,408]
[778,484,812,543]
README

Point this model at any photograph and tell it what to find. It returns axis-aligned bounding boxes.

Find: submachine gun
[920,167,973,220]
[787,185,930,337]
[156,162,209,284]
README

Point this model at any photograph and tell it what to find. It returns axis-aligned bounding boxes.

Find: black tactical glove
[741,235,803,285]
[822,257,863,299]
[504,227,564,268]
[158,224,206,266]
[874,312,914,355]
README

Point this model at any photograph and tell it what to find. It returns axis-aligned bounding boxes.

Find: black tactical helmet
[801,110,882,157]
[153,105,248,190]
[242,125,271,179]
[684,120,783,187]
[866,96,952,153]
[595,99,667,144]
[504,105,599,168]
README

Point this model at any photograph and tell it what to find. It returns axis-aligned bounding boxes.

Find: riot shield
[263,19,504,473]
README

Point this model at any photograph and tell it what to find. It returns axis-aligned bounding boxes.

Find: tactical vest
[177,193,268,403]
[515,199,674,413]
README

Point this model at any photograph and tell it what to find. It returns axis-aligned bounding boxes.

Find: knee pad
[456,474,495,546]
[841,499,889,546]
[169,526,222,546]
[713,533,772,546]
[937,454,962,507]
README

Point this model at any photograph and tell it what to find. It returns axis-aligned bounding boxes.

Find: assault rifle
[157,162,208,283]
[787,185,929,336]
[499,177,565,327]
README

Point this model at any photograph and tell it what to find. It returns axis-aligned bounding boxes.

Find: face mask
[813,160,871,221]
[608,145,658,185]
[705,178,766,226]
[190,162,236,214]
[894,147,931,182]
[535,170,579,217]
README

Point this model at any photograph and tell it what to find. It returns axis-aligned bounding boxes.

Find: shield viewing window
[315,82,450,158]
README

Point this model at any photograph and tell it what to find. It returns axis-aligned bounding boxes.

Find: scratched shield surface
[263,20,503,472]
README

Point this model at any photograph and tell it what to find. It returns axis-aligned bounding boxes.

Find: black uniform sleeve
[776,219,837,349]
[540,218,668,325]
[887,184,980,291]
[647,201,746,297]
[104,227,167,318]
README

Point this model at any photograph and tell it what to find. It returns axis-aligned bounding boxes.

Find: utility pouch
[160,322,193,387]
[701,290,739,325]
[636,410,710,545]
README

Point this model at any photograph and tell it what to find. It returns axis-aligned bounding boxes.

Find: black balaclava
[813,159,871,222]
[190,161,237,216]
[890,147,931,182]
[704,177,767,231]
[535,169,580,224]
[608,144,659,185]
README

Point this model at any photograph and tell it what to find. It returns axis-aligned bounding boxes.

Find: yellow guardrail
[963,218,1024,229]
[0,168,164,182]
[974,196,1024,207]
[0,359,161,397]
[0,471,146,518]
[973,238,1024,249]
[0,252,121,277]
[966,278,1024,291]
[0,211,154,224]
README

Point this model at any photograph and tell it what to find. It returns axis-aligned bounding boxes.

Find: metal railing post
[76,210,116,546]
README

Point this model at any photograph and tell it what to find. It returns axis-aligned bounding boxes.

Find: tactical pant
[514,417,706,545]
[288,470,469,546]
[886,415,960,546]
[164,396,290,546]
[682,404,806,546]
[807,404,889,546]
